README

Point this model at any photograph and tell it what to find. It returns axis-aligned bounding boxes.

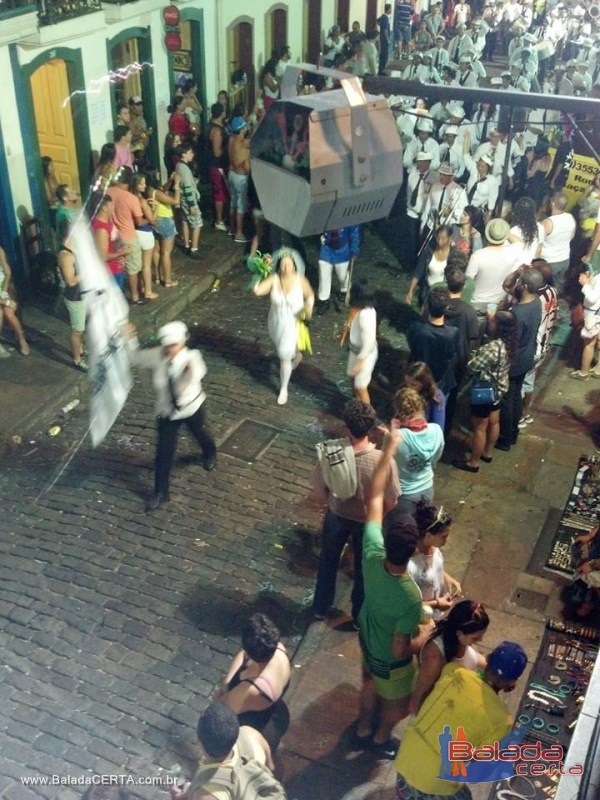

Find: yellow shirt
[395,663,512,796]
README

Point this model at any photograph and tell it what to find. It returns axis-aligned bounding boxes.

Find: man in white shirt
[402,53,423,80]
[133,320,217,511]
[417,52,442,83]
[457,55,479,87]
[466,218,524,308]
[429,35,450,72]
[448,24,474,62]
[405,152,437,266]
[463,151,499,220]
[541,191,576,288]
[469,19,487,57]
[438,126,466,179]
[403,117,441,170]
[421,163,467,234]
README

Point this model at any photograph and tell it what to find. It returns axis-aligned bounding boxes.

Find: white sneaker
[0,344,10,359]
[277,389,288,405]
[214,222,227,232]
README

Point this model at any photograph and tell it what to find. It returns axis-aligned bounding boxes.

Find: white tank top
[430,635,481,671]
[541,213,575,263]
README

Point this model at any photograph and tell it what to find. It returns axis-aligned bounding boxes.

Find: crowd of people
[2,8,600,799]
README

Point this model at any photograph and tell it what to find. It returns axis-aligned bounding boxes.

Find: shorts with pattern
[396,776,472,800]
[181,203,203,230]
[64,298,86,333]
[209,166,230,204]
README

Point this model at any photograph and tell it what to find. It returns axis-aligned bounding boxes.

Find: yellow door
[31,60,80,191]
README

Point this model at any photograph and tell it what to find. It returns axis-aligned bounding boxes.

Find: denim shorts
[155,216,176,240]
[228,170,249,214]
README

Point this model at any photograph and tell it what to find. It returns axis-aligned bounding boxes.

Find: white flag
[71,217,132,447]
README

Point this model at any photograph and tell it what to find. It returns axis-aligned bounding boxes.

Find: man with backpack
[311,400,401,626]
[171,703,286,800]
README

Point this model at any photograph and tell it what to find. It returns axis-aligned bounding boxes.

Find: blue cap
[488,641,527,680]
[230,116,247,133]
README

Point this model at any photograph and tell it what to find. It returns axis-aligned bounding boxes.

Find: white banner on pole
[71,218,132,448]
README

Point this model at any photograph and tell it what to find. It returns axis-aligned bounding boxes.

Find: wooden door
[305,0,322,63]
[272,8,287,53]
[337,0,350,32]
[366,0,378,30]
[31,60,80,192]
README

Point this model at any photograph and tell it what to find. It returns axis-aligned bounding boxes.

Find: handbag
[470,379,497,405]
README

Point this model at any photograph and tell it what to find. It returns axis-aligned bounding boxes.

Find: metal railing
[37,0,102,26]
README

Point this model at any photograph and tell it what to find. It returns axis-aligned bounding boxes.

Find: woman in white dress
[254,248,314,405]
[345,282,378,404]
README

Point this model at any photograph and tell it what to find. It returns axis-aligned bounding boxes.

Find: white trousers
[318,260,350,301]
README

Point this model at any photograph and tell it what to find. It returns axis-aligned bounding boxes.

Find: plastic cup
[487,303,498,314]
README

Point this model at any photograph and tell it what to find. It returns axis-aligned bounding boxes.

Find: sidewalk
[274,226,598,799]
[0,227,243,453]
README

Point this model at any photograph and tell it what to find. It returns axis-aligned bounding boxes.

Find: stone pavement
[0,223,598,800]
[0,225,243,454]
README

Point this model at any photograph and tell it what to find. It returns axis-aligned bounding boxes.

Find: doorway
[107,28,158,168]
[366,0,378,30]
[31,60,80,193]
[17,46,91,247]
[304,0,322,63]
[229,19,255,112]
[270,7,288,55]
[337,0,350,32]
[169,15,206,118]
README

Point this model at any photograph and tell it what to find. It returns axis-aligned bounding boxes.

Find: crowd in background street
[2,3,600,799]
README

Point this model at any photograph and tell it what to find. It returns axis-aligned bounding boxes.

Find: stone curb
[1,250,241,455]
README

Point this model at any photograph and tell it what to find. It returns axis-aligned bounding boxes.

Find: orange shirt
[108,186,142,241]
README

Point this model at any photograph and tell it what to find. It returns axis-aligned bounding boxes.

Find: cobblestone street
[0,226,597,800]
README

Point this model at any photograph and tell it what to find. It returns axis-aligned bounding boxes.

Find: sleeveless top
[207,122,228,170]
[542,213,576,263]
[430,635,480,671]
[91,217,122,275]
[58,245,82,302]
[226,646,291,732]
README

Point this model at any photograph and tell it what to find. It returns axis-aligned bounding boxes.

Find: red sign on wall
[163,5,180,26]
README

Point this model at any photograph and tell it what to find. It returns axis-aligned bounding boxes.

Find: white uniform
[422,181,467,230]
[463,155,500,212]
[347,307,378,389]
[403,137,441,171]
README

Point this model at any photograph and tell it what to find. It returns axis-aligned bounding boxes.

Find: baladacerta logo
[438,726,584,782]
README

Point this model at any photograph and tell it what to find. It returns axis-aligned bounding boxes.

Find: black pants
[154,403,217,495]
[498,373,526,448]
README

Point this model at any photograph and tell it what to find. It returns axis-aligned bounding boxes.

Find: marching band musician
[421,164,467,241]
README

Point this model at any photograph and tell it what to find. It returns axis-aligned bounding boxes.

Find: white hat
[566,59,578,68]
[479,154,494,167]
[159,321,189,346]
[416,117,434,132]
[459,55,472,64]
[490,76,503,85]
[448,105,465,119]
[416,151,433,161]
[436,34,446,41]
[439,163,455,175]
[445,125,459,135]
